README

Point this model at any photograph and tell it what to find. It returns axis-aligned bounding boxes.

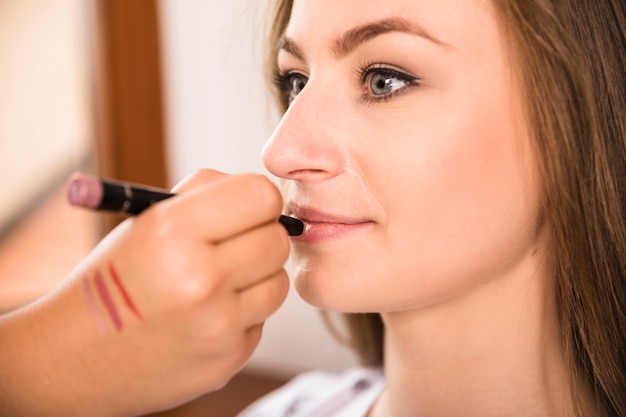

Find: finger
[245,323,264,353]
[237,271,289,328]
[198,323,265,391]
[170,174,284,242]
[246,323,264,342]
[212,221,290,291]
[171,169,229,193]
[239,323,264,364]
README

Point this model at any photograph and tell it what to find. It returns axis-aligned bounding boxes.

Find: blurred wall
[0,0,92,231]
[158,0,358,377]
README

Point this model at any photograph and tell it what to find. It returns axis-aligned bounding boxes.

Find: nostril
[286,168,338,182]
[287,168,326,176]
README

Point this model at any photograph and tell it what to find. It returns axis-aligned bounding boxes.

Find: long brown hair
[265,1,626,415]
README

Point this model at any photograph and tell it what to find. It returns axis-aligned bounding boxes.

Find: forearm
[0,279,116,417]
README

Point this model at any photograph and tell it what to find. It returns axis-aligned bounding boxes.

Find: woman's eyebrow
[277,36,305,61]
[333,17,447,58]
[277,17,447,61]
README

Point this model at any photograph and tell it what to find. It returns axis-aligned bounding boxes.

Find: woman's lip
[289,207,371,225]
[288,207,374,242]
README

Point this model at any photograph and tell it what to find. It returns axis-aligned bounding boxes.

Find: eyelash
[273,64,421,108]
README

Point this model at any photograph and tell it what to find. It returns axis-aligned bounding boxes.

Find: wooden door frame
[90,0,168,231]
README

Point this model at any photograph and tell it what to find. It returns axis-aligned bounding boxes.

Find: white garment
[238,367,385,417]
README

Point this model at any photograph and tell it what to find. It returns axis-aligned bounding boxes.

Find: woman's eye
[290,74,307,97]
[369,73,406,96]
[274,71,308,107]
[362,67,419,100]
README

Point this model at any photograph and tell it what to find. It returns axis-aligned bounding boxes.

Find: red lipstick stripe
[109,263,143,320]
[94,270,122,331]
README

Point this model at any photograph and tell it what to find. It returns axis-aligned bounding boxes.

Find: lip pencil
[67,173,304,237]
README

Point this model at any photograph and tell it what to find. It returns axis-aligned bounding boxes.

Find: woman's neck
[370,245,578,417]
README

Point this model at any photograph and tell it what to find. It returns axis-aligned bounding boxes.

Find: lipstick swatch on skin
[82,278,107,334]
[109,263,143,320]
[94,270,123,331]
[84,263,143,332]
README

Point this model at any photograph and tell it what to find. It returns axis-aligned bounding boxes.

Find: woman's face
[263,0,542,312]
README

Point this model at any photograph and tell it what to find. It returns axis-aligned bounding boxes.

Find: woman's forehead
[285,0,499,55]
[282,0,503,68]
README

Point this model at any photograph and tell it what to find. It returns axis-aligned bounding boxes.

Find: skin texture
[0,170,291,417]
[263,0,579,415]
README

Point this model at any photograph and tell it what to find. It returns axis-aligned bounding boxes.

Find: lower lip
[292,221,373,243]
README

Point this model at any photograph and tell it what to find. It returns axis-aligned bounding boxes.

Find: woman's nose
[262,88,345,183]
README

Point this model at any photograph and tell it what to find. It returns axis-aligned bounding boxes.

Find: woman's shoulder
[238,366,385,417]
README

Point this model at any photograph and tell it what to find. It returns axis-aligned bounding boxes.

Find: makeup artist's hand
[0,169,291,417]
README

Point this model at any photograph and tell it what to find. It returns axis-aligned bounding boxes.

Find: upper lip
[289,205,372,225]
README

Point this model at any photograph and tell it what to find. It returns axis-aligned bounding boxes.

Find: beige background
[0,0,92,230]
